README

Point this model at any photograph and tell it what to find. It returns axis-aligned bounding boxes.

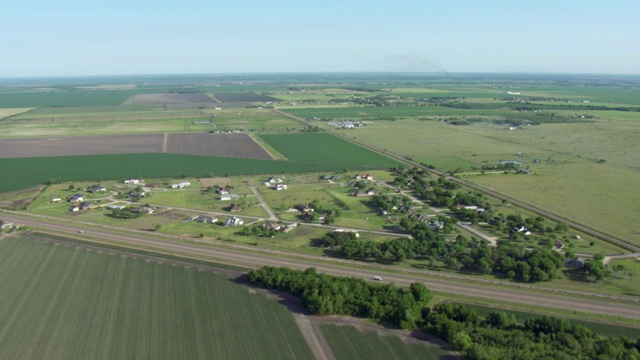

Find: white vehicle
[373,276,382,281]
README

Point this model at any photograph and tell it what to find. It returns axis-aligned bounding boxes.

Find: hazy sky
[1,0,638,77]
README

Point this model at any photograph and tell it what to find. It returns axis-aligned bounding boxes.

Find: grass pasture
[0,234,313,360]
[320,324,451,360]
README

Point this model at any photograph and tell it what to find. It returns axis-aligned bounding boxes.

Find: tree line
[248,266,640,359]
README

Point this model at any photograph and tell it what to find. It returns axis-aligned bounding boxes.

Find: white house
[171,182,191,189]
[224,216,244,227]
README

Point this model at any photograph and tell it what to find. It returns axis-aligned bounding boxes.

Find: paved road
[3,212,639,320]
[274,109,640,253]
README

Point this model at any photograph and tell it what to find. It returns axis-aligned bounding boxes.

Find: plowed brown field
[0,134,163,158]
[130,92,217,105]
[167,133,273,159]
[0,133,273,160]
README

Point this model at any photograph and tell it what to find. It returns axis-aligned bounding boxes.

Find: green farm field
[0,233,313,360]
[0,148,399,194]
[320,324,450,360]
[260,133,401,168]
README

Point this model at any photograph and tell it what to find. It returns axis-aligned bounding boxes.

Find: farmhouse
[195,215,217,223]
[79,201,93,210]
[275,184,288,191]
[220,194,239,201]
[224,216,243,227]
[67,194,85,202]
[565,257,587,269]
[333,229,360,237]
[429,220,445,231]
[267,176,284,184]
[123,179,143,184]
[171,182,191,189]
[131,207,155,214]
[355,174,373,180]
[262,222,282,231]
[228,204,241,212]
[217,188,230,195]
[106,204,126,210]
[86,185,106,193]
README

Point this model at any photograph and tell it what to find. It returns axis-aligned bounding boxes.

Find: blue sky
[1,0,638,77]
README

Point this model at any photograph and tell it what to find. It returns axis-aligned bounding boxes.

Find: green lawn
[0,234,313,360]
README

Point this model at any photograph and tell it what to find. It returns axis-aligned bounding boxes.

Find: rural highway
[274,109,640,253]
[3,212,639,321]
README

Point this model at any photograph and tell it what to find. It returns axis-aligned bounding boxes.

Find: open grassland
[320,324,451,360]
[0,234,313,360]
[0,152,390,194]
[260,133,402,168]
[330,117,640,246]
[0,108,34,118]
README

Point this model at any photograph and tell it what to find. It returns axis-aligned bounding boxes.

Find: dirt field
[130,93,217,105]
[0,134,164,158]
[0,133,274,160]
[166,133,273,159]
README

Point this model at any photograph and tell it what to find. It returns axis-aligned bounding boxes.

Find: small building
[228,204,241,212]
[67,194,85,202]
[565,257,587,269]
[171,182,191,189]
[79,201,93,210]
[218,188,230,195]
[123,179,143,184]
[429,220,445,231]
[275,184,288,191]
[262,222,282,231]
[51,198,61,203]
[87,185,106,193]
[106,204,126,210]
[220,194,239,201]
[224,216,243,227]
[195,215,217,223]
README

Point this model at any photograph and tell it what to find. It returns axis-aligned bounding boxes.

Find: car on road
[373,276,382,281]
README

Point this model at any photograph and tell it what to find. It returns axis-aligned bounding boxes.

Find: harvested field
[167,133,273,159]
[214,93,280,103]
[130,92,217,105]
[0,133,272,160]
[0,134,163,158]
